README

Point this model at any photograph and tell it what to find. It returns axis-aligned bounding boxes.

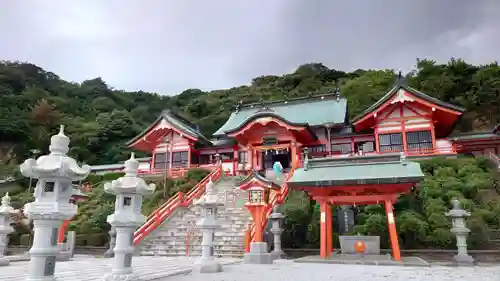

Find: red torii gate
[287,152,424,260]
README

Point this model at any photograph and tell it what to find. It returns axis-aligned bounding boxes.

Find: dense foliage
[281,157,500,250]
[1,58,500,167]
[2,58,500,249]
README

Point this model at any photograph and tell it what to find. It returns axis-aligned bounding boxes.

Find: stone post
[0,193,18,266]
[20,125,91,281]
[102,153,155,281]
[269,206,285,260]
[192,179,224,273]
[104,226,116,258]
[445,199,474,265]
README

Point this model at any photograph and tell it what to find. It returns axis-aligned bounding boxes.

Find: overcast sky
[1,1,499,95]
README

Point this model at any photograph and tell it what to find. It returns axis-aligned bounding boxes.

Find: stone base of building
[244,242,272,264]
[192,257,223,274]
[453,254,475,266]
[0,257,9,267]
[102,272,138,281]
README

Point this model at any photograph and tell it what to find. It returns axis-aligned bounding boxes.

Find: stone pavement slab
[0,256,241,281]
[166,261,500,281]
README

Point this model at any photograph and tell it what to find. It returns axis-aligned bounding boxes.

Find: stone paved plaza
[169,262,500,281]
[0,256,240,280]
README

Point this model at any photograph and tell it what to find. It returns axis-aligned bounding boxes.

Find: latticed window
[153,152,170,169]
[378,133,403,153]
[406,131,433,152]
[238,151,248,164]
[172,151,189,167]
[331,143,351,154]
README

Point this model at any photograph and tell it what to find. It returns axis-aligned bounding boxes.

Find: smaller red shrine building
[90,75,499,177]
[287,152,425,260]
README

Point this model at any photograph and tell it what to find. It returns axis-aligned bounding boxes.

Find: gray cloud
[0,0,499,94]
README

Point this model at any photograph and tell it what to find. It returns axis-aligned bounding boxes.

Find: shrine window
[238,151,248,164]
[307,145,326,157]
[172,151,189,167]
[199,154,210,165]
[355,141,375,153]
[153,152,170,170]
[219,152,234,160]
[378,133,403,153]
[406,131,433,152]
[331,143,351,154]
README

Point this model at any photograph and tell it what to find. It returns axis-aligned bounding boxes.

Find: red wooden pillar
[326,202,333,254]
[233,146,238,176]
[384,199,401,261]
[319,200,332,258]
[187,144,192,168]
[58,219,71,243]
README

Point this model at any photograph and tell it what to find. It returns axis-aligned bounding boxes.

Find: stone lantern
[445,199,474,265]
[102,153,155,281]
[269,205,285,260]
[104,226,116,258]
[20,125,91,281]
[0,192,18,266]
[192,178,224,273]
[238,171,280,264]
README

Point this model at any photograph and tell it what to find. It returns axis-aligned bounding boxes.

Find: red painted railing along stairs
[244,155,299,252]
[133,160,224,246]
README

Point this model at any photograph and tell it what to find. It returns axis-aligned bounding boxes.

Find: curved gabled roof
[213,94,348,136]
[125,110,211,147]
[352,84,465,124]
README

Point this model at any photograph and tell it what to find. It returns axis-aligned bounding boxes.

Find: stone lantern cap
[0,193,18,215]
[269,205,285,220]
[20,125,91,180]
[195,179,223,206]
[104,153,156,196]
[445,199,470,218]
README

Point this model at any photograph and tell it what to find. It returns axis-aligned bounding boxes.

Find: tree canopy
[1,59,500,166]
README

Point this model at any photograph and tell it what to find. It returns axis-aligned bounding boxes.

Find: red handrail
[489,152,500,167]
[133,161,223,246]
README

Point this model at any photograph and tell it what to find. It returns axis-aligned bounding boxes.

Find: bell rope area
[3,69,500,280]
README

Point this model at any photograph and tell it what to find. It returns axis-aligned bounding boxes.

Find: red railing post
[133,161,223,246]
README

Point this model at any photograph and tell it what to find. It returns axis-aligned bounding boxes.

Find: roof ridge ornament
[335,85,341,102]
[395,70,408,87]
[400,152,407,166]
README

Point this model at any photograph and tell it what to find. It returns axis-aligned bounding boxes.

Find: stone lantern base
[0,257,10,267]
[192,257,223,274]
[453,253,475,266]
[243,242,272,264]
[270,249,286,261]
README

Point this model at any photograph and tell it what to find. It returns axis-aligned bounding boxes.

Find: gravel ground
[167,262,498,281]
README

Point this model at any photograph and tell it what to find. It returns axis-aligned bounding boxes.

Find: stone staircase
[137,176,250,258]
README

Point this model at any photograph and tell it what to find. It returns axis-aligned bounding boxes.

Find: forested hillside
[1,58,500,170]
[2,58,500,249]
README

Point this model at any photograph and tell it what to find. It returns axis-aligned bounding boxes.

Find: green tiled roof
[126,110,211,146]
[352,84,465,123]
[288,153,424,187]
[451,132,500,142]
[213,94,347,136]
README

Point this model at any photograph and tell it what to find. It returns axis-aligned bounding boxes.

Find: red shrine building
[86,76,500,261]
[91,79,500,177]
